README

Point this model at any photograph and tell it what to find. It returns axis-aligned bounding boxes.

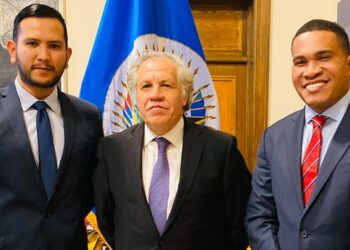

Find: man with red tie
[245,19,350,250]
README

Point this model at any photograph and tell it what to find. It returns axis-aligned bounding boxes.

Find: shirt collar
[144,117,184,147]
[304,90,350,124]
[15,78,60,113]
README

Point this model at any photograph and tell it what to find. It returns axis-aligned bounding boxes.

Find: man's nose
[304,61,322,78]
[37,45,50,61]
[149,85,163,99]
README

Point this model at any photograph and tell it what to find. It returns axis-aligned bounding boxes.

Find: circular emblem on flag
[103,34,220,135]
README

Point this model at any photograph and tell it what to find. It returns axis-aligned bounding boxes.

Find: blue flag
[80,0,220,136]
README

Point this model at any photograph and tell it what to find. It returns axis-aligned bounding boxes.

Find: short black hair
[13,4,68,47]
[292,19,350,55]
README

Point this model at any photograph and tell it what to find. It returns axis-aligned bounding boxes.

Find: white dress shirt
[15,79,64,168]
[142,117,184,218]
[302,90,350,166]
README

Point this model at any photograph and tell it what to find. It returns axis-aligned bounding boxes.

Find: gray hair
[127,51,194,111]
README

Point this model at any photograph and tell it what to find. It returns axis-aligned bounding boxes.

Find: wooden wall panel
[193,10,244,53]
[190,0,270,171]
[192,8,247,62]
[209,64,248,163]
[212,76,236,135]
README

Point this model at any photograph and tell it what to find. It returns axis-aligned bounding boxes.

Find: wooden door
[190,0,270,171]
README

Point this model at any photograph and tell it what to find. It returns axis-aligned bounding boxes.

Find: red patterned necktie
[302,115,327,206]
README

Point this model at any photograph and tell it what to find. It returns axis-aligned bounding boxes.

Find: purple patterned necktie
[149,137,170,234]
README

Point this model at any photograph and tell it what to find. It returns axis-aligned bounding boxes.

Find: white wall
[65,0,340,124]
[65,0,104,95]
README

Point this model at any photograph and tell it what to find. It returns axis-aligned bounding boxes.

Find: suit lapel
[50,91,76,199]
[0,83,43,189]
[306,105,350,209]
[285,110,305,211]
[129,124,159,232]
[164,120,204,234]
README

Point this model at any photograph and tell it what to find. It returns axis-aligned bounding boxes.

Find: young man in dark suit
[1,4,103,249]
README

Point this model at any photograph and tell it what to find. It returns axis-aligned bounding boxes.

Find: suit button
[300,230,309,238]
[158,241,165,248]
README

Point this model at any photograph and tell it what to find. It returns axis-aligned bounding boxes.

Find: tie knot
[32,101,47,111]
[154,137,170,153]
[311,115,327,128]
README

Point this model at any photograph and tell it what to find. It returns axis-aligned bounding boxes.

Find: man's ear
[66,47,72,66]
[182,95,188,110]
[6,40,17,64]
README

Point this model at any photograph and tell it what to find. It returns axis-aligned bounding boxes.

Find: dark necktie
[149,137,170,234]
[302,115,327,205]
[32,101,57,198]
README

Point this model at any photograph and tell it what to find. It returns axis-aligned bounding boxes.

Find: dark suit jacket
[94,118,251,250]
[245,106,350,250]
[0,82,103,250]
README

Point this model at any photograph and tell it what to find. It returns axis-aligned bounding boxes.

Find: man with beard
[1,4,103,250]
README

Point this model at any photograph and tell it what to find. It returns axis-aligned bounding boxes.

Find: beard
[17,60,64,89]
